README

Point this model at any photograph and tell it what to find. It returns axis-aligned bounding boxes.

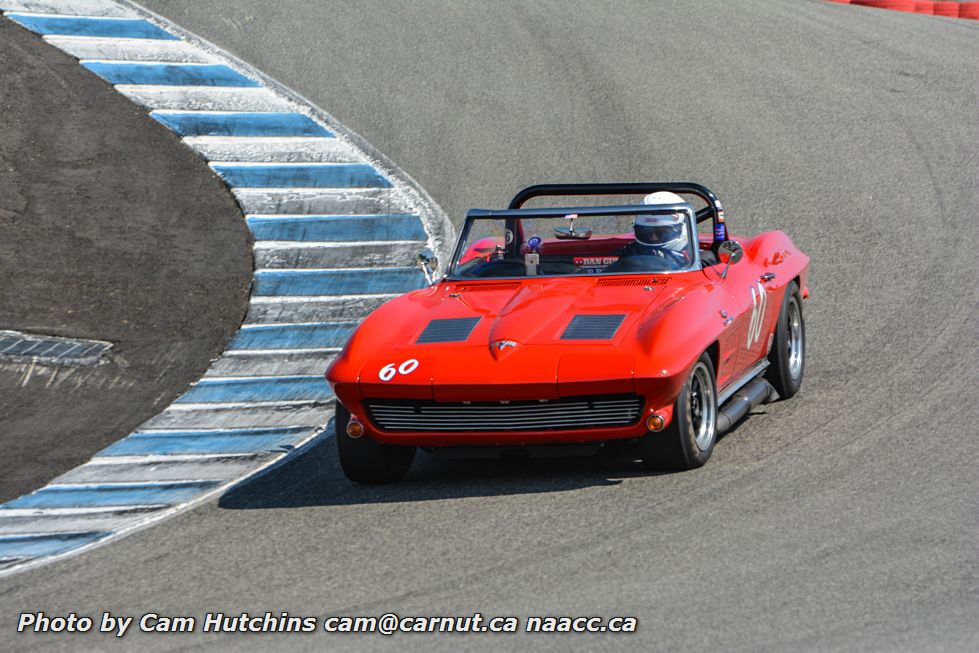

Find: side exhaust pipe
[717,377,773,435]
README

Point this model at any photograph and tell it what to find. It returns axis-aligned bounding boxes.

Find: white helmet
[634,192,690,251]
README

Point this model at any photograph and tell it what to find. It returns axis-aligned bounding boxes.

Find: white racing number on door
[379,359,420,382]
[746,281,768,348]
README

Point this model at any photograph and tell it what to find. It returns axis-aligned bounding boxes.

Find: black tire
[335,401,415,484]
[765,281,805,400]
[639,352,718,470]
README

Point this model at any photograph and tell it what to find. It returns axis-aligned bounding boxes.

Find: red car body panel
[326,222,809,448]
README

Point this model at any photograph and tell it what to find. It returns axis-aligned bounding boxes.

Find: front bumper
[332,372,685,447]
[364,393,648,446]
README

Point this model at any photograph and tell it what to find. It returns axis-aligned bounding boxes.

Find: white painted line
[129,427,302,434]
[1,5,136,18]
[118,87,300,112]
[0,515,159,536]
[231,187,414,215]
[203,356,335,379]
[1,530,110,539]
[0,506,165,517]
[209,160,370,168]
[87,453,268,464]
[194,374,323,383]
[143,406,334,431]
[187,135,333,143]
[239,320,358,329]
[252,265,416,273]
[0,1,136,16]
[79,57,217,65]
[245,213,400,218]
[254,240,421,249]
[247,294,398,303]
[166,400,330,411]
[43,480,214,489]
[45,35,215,62]
[218,347,342,355]
[152,109,295,116]
[185,137,361,163]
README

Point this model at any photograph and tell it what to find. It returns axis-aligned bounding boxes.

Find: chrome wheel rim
[689,362,716,451]
[787,296,804,381]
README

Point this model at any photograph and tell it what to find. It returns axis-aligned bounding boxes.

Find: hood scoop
[417,317,480,344]
[561,314,626,340]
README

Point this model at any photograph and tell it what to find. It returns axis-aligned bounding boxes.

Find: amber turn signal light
[346,419,365,438]
[646,414,666,432]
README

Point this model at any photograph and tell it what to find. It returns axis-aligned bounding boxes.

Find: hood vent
[417,317,480,344]
[455,282,520,293]
[596,277,666,287]
[561,314,626,340]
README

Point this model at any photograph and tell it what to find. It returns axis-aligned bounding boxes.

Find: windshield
[450,209,697,278]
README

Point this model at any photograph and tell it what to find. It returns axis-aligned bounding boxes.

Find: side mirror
[716,240,743,279]
[417,249,439,284]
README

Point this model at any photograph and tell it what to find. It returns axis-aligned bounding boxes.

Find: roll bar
[507,182,728,245]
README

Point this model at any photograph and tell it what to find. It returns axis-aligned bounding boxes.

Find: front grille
[561,314,626,340]
[364,394,644,432]
[417,317,480,343]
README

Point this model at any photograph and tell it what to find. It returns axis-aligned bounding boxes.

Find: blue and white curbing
[0,0,453,575]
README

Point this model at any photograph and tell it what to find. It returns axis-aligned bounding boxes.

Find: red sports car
[326,183,809,483]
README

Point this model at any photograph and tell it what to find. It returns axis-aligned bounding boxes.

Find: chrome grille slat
[373,416,638,425]
[369,407,638,417]
[365,394,643,432]
[379,426,635,431]
[368,400,640,410]
[369,404,639,415]
[376,417,638,425]
[372,408,640,416]
[374,422,638,431]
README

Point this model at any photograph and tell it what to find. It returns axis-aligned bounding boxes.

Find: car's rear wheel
[765,281,805,399]
[640,352,718,470]
[335,401,415,484]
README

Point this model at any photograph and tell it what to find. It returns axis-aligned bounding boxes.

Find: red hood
[329,275,695,402]
[395,277,674,348]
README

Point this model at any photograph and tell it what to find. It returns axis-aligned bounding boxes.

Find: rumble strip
[0,0,452,576]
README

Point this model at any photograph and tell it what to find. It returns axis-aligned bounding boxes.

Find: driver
[615,191,693,269]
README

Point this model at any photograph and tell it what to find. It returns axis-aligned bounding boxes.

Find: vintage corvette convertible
[325,183,809,483]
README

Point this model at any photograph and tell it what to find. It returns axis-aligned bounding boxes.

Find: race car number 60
[379,359,419,382]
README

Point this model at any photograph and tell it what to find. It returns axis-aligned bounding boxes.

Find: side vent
[561,315,626,340]
[417,317,481,344]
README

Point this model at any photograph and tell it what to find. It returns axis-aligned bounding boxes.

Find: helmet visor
[634,213,685,246]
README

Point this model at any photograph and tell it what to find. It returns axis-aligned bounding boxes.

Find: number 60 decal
[379,359,419,382]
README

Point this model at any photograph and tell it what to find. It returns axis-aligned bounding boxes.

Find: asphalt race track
[2,1,977,651]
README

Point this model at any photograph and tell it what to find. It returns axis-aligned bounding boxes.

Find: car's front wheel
[765,281,805,400]
[639,352,718,470]
[335,401,415,484]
